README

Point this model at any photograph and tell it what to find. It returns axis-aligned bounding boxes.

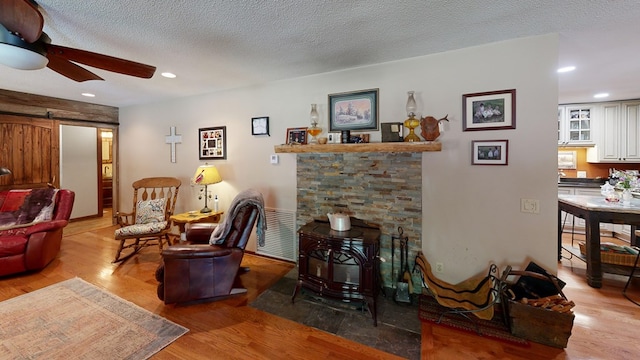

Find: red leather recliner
[0,189,75,277]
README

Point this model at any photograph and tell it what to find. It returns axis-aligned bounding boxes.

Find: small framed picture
[472,140,508,165]
[286,127,308,144]
[251,116,269,136]
[463,89,516,131]
[199,126,227,160]
[328,88,379,132]
[327,132,340,143]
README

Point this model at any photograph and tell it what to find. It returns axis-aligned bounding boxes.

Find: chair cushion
[135,198,167,224]
[115,221,167,238]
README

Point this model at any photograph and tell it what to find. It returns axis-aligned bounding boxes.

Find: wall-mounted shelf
[274,142,441,153]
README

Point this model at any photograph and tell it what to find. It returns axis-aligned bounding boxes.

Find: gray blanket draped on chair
[209,189,267,246]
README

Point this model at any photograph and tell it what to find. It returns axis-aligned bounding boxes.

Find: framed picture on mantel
[463,89,516,131]
[329,88,379,132]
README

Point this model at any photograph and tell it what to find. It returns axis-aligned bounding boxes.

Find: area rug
[250,268,422,360]
[0,278,188,359]
[418,294,529,347]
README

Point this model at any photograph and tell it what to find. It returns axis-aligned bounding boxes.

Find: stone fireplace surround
[295,151,423,289]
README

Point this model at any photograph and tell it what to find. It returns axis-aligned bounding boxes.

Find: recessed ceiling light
[81,93,95,97]
[594,93,609,99]
[161,72,176,78]
[557,66,576,73]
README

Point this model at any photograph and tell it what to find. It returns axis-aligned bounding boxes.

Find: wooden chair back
[113,177,181,263]
[130,177,181,224]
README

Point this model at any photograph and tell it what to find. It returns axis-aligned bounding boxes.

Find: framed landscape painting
[328,88,379,132]
[463,89,516,131]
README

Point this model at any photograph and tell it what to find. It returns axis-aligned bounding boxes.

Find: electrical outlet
[521,198,540,214]
[435,262,444,273]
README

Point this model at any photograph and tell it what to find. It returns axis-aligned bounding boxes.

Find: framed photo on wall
[328,88,379,131]
[286,127,308,144]
[463,89,516,131]
[251,116,269,136]
[199,126,227,160]
[472,139,508,165]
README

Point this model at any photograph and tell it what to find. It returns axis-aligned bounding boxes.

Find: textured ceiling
[1,0,639,107]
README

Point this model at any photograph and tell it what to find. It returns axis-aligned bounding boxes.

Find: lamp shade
[193,164,222,185]
[0,24,49,70]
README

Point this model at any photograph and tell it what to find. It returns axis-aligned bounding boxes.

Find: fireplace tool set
[392,227,413,304]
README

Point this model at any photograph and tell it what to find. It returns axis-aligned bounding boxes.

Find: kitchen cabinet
[558,105,593,145]
[612,224,632,239]
[587,101,640,163]
[558,187,575,227]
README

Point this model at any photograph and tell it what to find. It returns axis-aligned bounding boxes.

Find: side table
[170,211,224,243]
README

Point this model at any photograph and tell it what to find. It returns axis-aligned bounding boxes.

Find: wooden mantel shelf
[274,142,441,153]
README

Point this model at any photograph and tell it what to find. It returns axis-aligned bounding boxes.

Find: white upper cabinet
[558,105,593,145]
[587,101,640,163]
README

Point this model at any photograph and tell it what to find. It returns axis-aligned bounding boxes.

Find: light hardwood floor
[1,214,639,359]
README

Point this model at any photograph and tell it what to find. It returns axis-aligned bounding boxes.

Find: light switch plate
[270,154,279,164]
[521,198,540,214]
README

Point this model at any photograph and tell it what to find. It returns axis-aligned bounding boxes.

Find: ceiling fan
[0,0,156,82]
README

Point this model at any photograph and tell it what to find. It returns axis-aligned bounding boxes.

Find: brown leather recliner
[155,200,260,304]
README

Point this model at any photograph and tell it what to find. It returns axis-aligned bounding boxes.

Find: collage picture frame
[198,126,227,160]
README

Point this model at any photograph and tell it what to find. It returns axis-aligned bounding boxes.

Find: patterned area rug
[418,294,529,347]
[0,278,188,359]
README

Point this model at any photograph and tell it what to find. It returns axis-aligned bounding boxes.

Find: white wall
[60,125,98,219]
[119,34,559,280]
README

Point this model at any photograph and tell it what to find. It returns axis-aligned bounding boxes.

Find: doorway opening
[100,129,113,214]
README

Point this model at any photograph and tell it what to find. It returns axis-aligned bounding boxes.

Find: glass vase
[622,188,633,204]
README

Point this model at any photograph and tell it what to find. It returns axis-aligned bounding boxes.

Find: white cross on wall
[165,126,182,163]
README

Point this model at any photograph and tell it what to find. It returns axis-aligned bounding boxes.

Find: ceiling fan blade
[46,51,103,82]
[0,0,43,43]
[46,44,156,79]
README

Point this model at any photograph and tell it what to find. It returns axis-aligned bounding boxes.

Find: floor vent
[258,208,296,262]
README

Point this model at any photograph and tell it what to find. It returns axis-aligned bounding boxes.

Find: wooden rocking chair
[113,177,181,263]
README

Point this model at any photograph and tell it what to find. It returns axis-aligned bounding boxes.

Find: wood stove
[292,218,380,325]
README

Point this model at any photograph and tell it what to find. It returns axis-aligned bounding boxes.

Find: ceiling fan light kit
[0,24,47,70]
[0,0,156,81]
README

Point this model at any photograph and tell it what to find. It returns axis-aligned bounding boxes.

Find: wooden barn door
[0,115,59,189]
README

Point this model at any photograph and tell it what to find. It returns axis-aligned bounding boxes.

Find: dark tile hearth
[250,269,421,360]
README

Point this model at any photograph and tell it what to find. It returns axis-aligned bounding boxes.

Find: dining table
[558,194,640,288]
